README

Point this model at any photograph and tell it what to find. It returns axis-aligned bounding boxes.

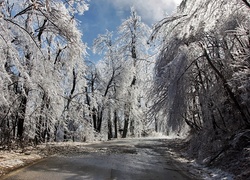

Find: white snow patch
[0,149,43,176]
[45,141,102,147]
[148,131,188,139]
[0,159,24,168]
[148,132,169,138]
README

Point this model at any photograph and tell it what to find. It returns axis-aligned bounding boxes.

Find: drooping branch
[203,48,250,126]
[242,0,250,8]
[4,18,45,59]
[149,14,187,42]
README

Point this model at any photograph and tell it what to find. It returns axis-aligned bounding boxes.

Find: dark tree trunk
[85,87,98,131]
[17,96,27,139]
[66,68,76,110]
[45,100,50,142]
[122,110,130,138]
[17,118,24,138]
[130,119,134,136]
[13,114,17,138]
[155,117,158,132]
[93,108,97,130]
[108,118,112,140]
[64,129,68,141]
[97,107,103,132]
[114,111,118,138]
[54,124,58,142]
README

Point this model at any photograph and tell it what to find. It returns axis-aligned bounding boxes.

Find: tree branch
[4,18,45,59]
[242,0,250,8]
[203,48,250,126]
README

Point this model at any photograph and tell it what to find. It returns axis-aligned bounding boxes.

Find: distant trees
[93,30,123,138]
[90,8,154,139]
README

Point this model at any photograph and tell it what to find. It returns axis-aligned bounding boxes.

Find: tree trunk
[114,111,118,138]
[130,119,135,136]
[122,109,130,138]
[97,107,103,132]
[108,119,112,140]
[93,108,97,130]
[17,96,27,139]
[64,129,68,141]
[66,68,76,110]
[155,117,158,132]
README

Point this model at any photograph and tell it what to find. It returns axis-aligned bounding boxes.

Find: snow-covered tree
[93,30,124,139]
[116,7,153,138]
[0,0,89,147]
[90,8,154,139]
[150,0,250,162]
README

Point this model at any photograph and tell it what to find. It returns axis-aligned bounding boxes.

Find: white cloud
[108,0,182,24]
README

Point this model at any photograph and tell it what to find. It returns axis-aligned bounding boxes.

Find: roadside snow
[148,132,184,139]
[0,149,44,177]
[165,141,235,180]
[0,159,24,168]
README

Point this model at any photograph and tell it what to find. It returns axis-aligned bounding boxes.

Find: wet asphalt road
[1,138,195,180]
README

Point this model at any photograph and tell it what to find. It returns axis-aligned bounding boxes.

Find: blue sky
[76,0,182,62]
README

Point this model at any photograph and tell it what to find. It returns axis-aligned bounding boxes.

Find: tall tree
[116,7,152,138]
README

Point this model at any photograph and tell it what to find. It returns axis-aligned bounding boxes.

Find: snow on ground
[0,149,43,176]
[161,136,236,180]
[166,149,234,180]
[147,131,188,139]
[0,159,24,168]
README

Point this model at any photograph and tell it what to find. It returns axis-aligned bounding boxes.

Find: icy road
[1,138,196,180]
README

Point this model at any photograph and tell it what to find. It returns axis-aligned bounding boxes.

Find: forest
[0,0,249,175]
